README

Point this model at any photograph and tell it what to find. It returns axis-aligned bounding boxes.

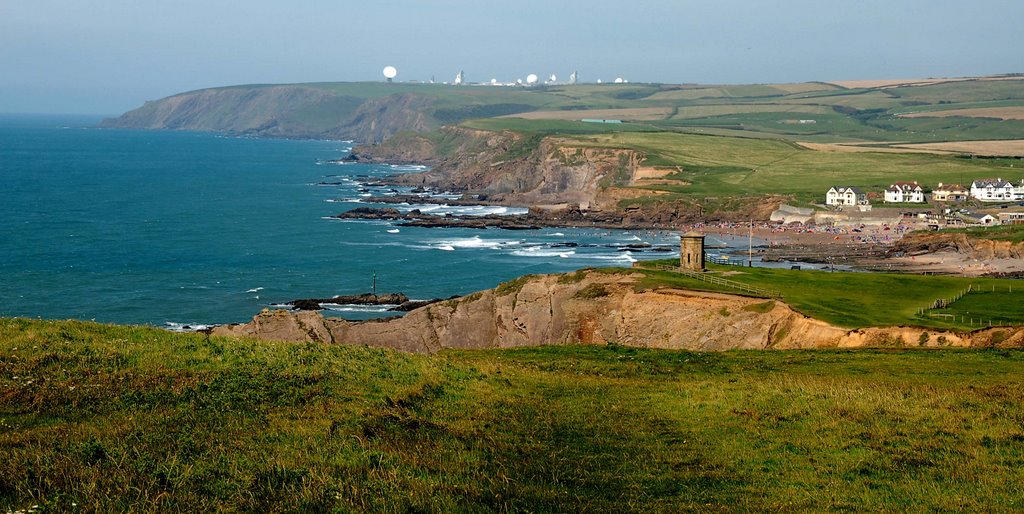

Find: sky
[1,0,1021,115]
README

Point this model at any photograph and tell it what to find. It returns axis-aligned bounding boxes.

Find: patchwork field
[501,107,672,121]
[900,106,1024,120]
[894,139,1024,157]
[559,131,1021,200]
[826,77,970,89]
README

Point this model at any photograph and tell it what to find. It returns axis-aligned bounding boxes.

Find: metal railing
[652,264,781,298]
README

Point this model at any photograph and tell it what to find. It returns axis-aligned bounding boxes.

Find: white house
[884,181,925,203]
[970,178,1016,202]
[826,186,867,206]
[980,214,1000,226]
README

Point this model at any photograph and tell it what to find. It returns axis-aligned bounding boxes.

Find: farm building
[932,183,969,202]
[883,181,925,203]
[826,186,867,207]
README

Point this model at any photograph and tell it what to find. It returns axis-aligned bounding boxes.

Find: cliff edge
[212,270,1023,352]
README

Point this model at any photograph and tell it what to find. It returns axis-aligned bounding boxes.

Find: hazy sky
[2,0,1021,115]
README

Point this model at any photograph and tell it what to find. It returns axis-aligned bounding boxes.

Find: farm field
[560,131,1021,199]
[4,318,1024,511]
[893,140,1024,157]
[293,76,1024,145]
[899,106,1024,120]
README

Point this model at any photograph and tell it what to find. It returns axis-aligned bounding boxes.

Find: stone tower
[680,231,705,271]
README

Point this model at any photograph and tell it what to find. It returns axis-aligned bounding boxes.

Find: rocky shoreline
[335,204,684,231]
[283,293,448,313]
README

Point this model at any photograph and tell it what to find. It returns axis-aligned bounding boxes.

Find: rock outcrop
[212,271,1024,353]
[892,231,1024,260]
[352,127,786,222]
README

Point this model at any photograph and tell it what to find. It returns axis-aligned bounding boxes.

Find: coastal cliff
[352,127,780,221]
[101,86,436,143]
[212,270,1023,352]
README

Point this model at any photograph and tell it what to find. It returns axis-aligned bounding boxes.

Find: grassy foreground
[4,318,1024,511]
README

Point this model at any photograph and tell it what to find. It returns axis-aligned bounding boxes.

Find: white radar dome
[382,66,398,79]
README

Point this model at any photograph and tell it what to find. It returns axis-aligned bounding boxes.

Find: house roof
[829,186,863,194]
[972,178,1012,188]
[889,181,922,191]
[934,183,967,192]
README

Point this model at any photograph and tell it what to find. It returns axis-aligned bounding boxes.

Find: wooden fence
[653,265,781,298]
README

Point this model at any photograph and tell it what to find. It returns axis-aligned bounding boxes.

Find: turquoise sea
[0,114,746,328]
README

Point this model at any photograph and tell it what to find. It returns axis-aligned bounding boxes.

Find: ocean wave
[387,228,400,233]
[573,252,638,263]
[321,303,398,313]
[511,247,576,258]
[388,164,430,171]
[164,322,214,333]
[433,236,508,250]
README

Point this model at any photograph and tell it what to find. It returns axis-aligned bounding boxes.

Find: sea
[0,114,754,329]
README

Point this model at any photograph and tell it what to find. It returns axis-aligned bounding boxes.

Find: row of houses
[826,178,1024,206]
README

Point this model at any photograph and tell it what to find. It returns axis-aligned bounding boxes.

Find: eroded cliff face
[893,232,1024,260]
[353,127,785,222]
[355,128,650,209]
[212,271,1024,353]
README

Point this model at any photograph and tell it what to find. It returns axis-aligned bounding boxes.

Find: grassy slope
[940,223,1024,243]
[3,318,1024,511]
[454,81,1023,202]
[630,262,1024,329]
[570,131,1017,201]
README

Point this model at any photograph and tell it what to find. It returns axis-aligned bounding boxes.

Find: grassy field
[939,223,1024,242]
[928,288,1024,326]
[567,131,1019,198]
[146,76,1024,148]
[631,261,1024,329]
[4,318,1024,511]
[448,121,1021,204]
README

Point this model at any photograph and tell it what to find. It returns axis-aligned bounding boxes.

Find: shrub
[575,283,609,299]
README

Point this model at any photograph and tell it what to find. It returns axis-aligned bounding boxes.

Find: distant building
[998,212,1024,225]
[970,178,1015,202]
[980,214,1000,226]
[826,186,867,207]
[932,182,969,202]
[680,232,705,271]
[884,181,925,203]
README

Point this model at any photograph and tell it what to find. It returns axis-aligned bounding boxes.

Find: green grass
[937,223,1024,242]
[929,288,1024,326]
[4,318,1024,511]
[634,260,1024,329]
[168,78,1024,145]
[461,117,661,134]
[560,131,1018,199]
